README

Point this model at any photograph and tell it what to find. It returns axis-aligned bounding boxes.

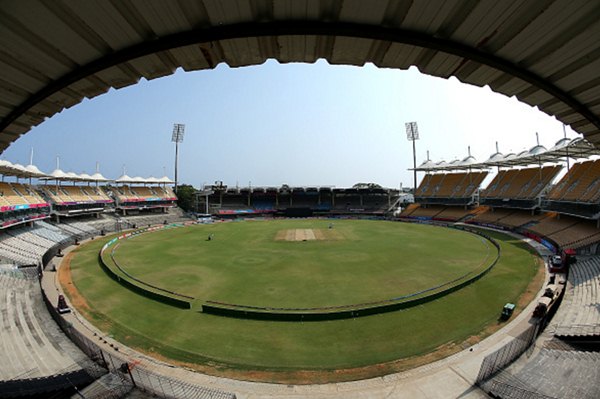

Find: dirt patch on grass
[275,229,319,241]
[275,228,344,242]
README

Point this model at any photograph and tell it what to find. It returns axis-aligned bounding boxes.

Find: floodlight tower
[405,122,420,194]
[171,123,185,194]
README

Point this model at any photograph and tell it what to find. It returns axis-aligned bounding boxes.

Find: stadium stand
[525,214,600,249]
[414,171,487,205]
[549,160,600,202]
[73,372,134,399]
[549,257,600,337]
[414,173,442,198]
[34,221,72,243]
[432,206,475,221]
[110,184,177,215]
[468,208,516,225]
[81,185,112,202]
[545,159,600,218]
[491,210,547,229]
[467,209,548,229]
[480,165,561,208]
[482,348,600,399]
[402,205,445,219]
[0,268,104,397]
[205,185,397,217]
[398,203,420,217]
[398,204,475,222]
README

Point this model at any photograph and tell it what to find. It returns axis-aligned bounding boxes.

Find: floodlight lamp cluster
[171,123,185,143]
[405,122,419,141]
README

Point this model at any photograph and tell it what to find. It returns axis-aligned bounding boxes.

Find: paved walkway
[42,233,552,399]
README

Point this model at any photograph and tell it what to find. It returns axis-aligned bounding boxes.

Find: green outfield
[66,219,541,382]
[109,219,494,308]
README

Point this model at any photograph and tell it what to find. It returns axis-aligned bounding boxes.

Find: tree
[175,184,196,212]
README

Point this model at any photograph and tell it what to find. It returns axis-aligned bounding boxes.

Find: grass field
[109,219,494,308]
[66,219,542,382]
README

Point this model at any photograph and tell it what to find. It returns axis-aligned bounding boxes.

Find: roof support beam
[1,20,598,137]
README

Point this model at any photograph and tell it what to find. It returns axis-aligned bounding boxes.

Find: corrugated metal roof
[0,0,598,152]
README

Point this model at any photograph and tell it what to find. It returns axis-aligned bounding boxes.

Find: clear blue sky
[2,60,577,189]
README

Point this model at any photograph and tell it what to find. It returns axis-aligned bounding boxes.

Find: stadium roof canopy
[0,159,47,178]
[412,137,600,171]
[0,1,599,154]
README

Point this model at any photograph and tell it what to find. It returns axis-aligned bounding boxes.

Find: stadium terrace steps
[548,159,600,203]
[480,166,562,201]
[525,216,600,249]
[483,348,600,399]
[399,203,420,217]
[549,257,600,337]
[0,270,95,383]
[73,371,134,399]
[414,172,486,202]
[0,223,80,265]
[33,221,71,242]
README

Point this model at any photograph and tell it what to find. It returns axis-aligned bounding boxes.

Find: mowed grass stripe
[111,220,493,308]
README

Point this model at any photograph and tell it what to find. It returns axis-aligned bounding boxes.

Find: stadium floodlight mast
[405,121,420,194]
[171,123,185,194]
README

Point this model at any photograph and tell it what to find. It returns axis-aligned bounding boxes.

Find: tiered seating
[483,348,600,399]
[0,243,37,265]
[400,203,454,220]
[414,174,444,197]
[563,160,600,202]
[481,166,561,199]
[114,186,139,202]
[407,205,445,218]
[0,182,28,206]
[54,222,97,237]
[155,186,177,199]
[0,269,101,390]
[0,225,67,265]
[416,172,486,199]
[64,221,99,235]
[34,221,71,242]
[399,203,420,217]
[42,185,112,205]
[493,210,546,228]
[433,207,474,221]
[549,221,600,249]
[117,208,191,226]
[60,186,93,202]
[10,229,56,249]
[548,161,590,200]
[81,186,111,201]
[469,208,515,224]
[433,173,465,197]
[131,186,157,199]
[548,159,600,202]
[114,186,177,204]
[525,214,600,248]
[11,183,46,204]
[481,169,511,198]
[527,214,581,239]
[39,186,63,203]
[550,257,600,337]
[452,171,488,198]
[414,172,487,211]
